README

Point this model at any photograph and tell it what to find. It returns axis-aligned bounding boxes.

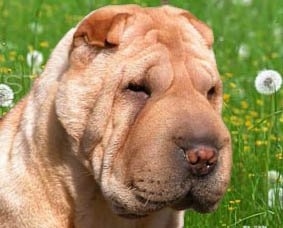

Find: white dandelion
[268,170,283,186]
[26,50,44,74]
[0,84,14,107]
[238,43,250,59]
[233,0,253,6]
[273,26,282,41]
[255,69,282,95]
[268,187,283,209]
[28,22,43,34]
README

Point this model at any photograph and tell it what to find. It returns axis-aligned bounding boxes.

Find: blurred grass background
[0,0,283,227]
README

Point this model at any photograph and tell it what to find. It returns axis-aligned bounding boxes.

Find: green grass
[0,0,283,227]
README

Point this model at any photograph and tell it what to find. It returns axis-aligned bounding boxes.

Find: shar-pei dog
[0,4,232,228]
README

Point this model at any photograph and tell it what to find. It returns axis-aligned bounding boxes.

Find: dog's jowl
[0,5,232,228]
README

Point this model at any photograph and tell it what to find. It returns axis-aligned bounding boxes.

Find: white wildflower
[26,50,44,74]
[238,44,250,59]
[241,0,253,6]
[268,170,283,186]
[268,187,283,209]
[255,69,282,95]
[273,26,282,41]
[233,0,253,6]
[0,84,14,107]
[28,22,43,34]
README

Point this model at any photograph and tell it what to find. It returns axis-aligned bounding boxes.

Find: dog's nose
[185,146,218,176]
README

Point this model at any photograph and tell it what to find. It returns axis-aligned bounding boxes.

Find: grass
[0,0,283,227]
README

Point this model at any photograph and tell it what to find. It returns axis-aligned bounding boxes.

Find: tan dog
[0,5,232,228]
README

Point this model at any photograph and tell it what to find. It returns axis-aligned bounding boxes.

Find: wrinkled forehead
[110,6,216,75]
[74,5,218,82]
[78,5,213,49]
[121,6,212,49]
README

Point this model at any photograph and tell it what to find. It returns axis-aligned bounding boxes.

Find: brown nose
[185,146,218,176]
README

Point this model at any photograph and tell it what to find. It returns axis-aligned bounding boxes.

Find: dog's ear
[181,12,214,48]
[33,28,75,103]
[74,11,131,47]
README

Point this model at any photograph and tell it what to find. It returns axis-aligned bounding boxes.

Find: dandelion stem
[230,210,274,226]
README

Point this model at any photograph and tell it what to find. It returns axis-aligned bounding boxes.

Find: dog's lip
[171,191,220,213]
[111,201,150,219]
[134,193,173,208]
[111,191,178,218]
[117,212,148,219]
[111,187,220,217]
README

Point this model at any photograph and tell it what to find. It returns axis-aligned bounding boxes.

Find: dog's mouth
[171,191,220,213]
[110,191,178,218]
[105,145,230,219]
[111,201,150,219]
[112,198,167,219]
[110,186,221,219]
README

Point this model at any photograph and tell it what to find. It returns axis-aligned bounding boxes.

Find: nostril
[185,146,218,176]
[186,147,217,164]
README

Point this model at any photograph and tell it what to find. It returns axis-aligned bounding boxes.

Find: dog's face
[56,5,232,218]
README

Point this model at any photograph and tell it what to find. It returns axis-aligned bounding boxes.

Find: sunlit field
[0,0,282,227]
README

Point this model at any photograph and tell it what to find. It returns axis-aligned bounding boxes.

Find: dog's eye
[124,82,151,113]
[207,86,216,101]
[126,82,151,97]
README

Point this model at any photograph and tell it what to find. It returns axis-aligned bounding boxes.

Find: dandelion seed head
[268,170,283,185]
[273,26,282,41]
[0,84,14,107]
[27,50,44,74]
[233,0,253,6]
[238,44,250,59]
[27,50,43,67]
[255,69,282,95]
[28,22,43,34]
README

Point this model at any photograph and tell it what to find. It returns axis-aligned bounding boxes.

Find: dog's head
[55,5,232,218]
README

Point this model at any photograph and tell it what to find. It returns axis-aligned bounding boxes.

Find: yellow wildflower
[249,111,259,118]
[0,67,12,74]
[40,41,49,48]
[275,153,283,160]
[245,120,252,128]
[223,93,230,103]
[229,82,237,89]
[244,146,250,152]
[241,101,249,109]
[256,99,263,106]
[271,52,279,59]
[224,72,233,78]
[0,54,5,62]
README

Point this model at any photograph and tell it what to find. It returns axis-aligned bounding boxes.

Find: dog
[0,4,232,228]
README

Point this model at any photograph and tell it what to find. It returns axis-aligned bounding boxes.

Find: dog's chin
[111,203,149,219]
[171,191,220,213]
[110,193,173,219]
[111,196,219,219]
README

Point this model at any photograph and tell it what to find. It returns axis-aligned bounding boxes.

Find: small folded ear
[74,10,131,47]
[181,12,214,48]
